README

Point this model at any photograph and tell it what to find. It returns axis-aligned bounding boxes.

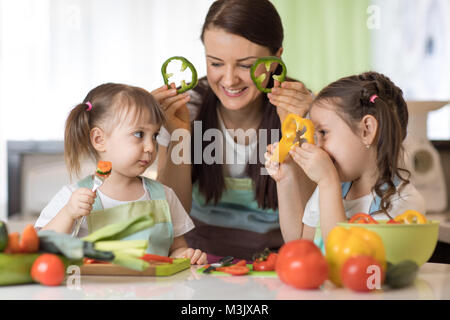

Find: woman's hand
[151,84,191,133]
[267,80,313,123]
[289,143,337,186]
[264,143,297,183]
[63,188,96,220]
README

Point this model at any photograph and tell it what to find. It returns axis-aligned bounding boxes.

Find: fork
[71,174,106,237]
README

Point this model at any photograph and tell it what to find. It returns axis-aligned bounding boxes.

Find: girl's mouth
[139,160,149,166]
[222,85,247,97]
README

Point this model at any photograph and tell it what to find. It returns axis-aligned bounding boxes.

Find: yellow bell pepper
[394,210,427,224]
[325,226,386,286]
[270,114,315,163]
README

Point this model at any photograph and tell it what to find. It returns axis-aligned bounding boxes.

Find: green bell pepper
[250,56,287,93]
[161,56,198,94]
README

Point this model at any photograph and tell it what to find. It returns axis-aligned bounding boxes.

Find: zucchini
[0,253,82,286]
[385,260,419,289]
[0,221,8,252]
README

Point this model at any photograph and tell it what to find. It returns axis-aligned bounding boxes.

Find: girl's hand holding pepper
[264,143,297,183]
[268,80,313,123]
[289,143,337,186]
[151,84,191,133]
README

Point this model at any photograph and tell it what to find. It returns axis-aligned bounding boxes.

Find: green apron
[185,177,283,260]
[77,176,174,256]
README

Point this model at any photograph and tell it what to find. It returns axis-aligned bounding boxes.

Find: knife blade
[203,255,234,273]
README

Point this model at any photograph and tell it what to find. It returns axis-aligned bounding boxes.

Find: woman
[153,0,315,260]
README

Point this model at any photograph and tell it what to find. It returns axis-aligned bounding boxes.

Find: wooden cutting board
[80,258,191,277]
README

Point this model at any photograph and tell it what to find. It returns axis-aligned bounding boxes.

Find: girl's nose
[143,139,154,153]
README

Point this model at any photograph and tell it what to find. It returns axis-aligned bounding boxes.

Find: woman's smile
[221,85,248,97]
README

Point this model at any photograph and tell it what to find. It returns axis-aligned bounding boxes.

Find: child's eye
[319,130,327,136]
[153,132,159,140]
[133,131,144,138]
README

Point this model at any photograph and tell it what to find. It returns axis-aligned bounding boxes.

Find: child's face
[102,109,160,178]
[309,101,373,182]
[203,27,275,111]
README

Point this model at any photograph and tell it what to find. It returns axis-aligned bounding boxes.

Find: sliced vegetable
[270,114,315,163]
[19,224,39,253]
[252,248,278,272]
[161,56,198,94]
[348,213,379,224]
[96,161,112,177]
[31,254,66,286]
[250,56,287,93]
[141,254,173,264]
[82,214,154,243]
[93,240,148,252]
[216,265,250,276]
[394,210,427,224]
[387,219,400,224]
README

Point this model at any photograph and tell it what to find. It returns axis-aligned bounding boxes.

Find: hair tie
[85,101,93,111]
[369,95,378,103]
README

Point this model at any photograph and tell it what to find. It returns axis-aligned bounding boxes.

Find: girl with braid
[265,71,425,249]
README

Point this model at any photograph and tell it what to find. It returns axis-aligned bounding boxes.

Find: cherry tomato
[341,256,385,292]
[253,253,278,271]
[276,239,328,289]
[31,254,66,286]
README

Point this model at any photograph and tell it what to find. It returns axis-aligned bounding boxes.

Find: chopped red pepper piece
[387,219,401,224]
[140,254,173,264]
[348,213,379,224]
[216,265,250,276]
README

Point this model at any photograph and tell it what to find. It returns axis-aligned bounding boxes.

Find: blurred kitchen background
[0,0,449,259]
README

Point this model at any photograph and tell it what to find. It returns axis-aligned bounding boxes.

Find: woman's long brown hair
[313,71,411,215]
[190,0,287,210]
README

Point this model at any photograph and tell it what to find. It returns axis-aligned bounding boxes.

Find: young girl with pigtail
[35,83,207,264]
[265,71,425,249]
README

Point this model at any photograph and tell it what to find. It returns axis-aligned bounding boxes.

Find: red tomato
[275,239,328,289]
[341,256,385,292]
[31,254,66,286]
[253,253,278,271]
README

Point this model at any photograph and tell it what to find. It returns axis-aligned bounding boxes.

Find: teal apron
[313,177,402,253]
[185,177,283,260]
[77,176,174,256]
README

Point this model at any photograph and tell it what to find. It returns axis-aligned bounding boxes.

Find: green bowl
[337,220,440,266]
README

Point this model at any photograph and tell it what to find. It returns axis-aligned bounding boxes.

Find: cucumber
[0,221,8,252]
[385,260,419,289]
[0,253,40,285]
[0,253,83,286]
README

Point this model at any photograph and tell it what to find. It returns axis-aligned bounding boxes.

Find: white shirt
[35,179,195,238]
[156,91,258,178]
[302,182,426,227]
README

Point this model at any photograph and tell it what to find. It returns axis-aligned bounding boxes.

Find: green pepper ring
[161,56,198,94]
[250,56,287,93]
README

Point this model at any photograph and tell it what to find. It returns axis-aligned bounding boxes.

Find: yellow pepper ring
[270,114,315,163]
[393,210,427,224]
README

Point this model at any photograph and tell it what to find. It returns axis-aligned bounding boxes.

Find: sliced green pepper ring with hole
[161,56,198,94]
[250,56,287,93]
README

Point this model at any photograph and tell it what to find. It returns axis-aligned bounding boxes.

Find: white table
[1,263,449,300]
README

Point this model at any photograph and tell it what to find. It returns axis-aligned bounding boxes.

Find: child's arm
[265,144,316,242]
[169,235,207,265]
[41,188,96,234]
[290,143,346,241]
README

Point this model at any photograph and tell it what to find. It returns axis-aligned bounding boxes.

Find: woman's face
[203,28,276,111]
